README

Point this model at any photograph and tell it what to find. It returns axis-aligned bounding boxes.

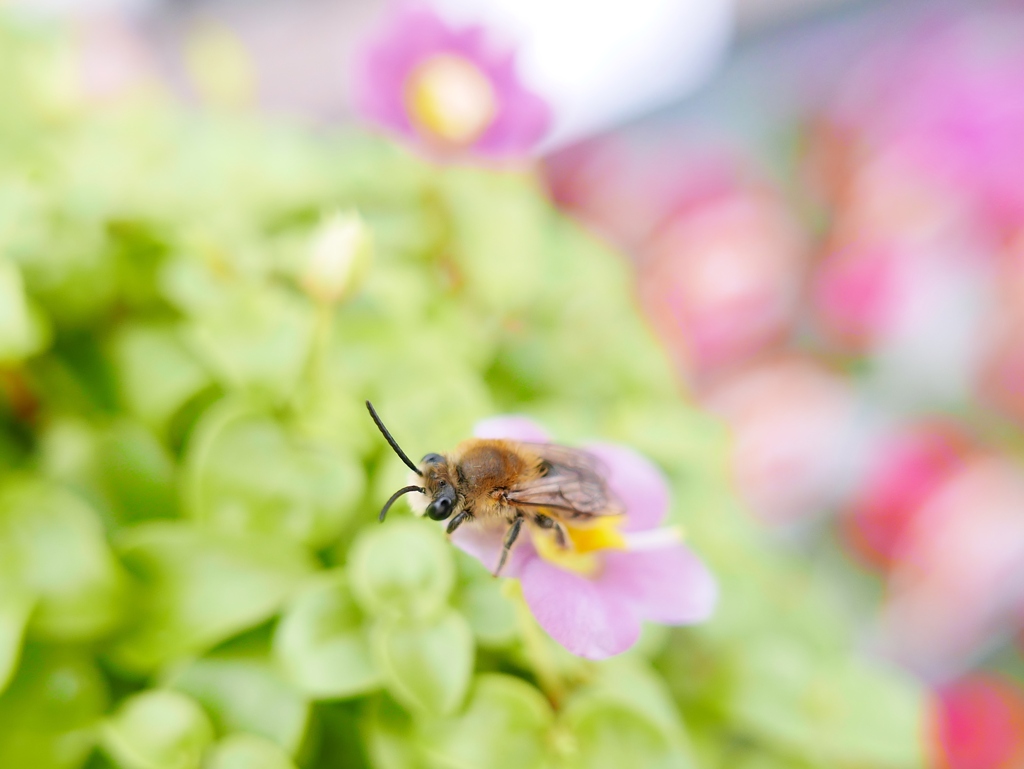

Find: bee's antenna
[366,400,422,476]
[379,485,425,522]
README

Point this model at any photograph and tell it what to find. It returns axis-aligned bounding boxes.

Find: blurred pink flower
[808,17,1017,362]
[636,172,808,383]
[932,675,1024,769]
[978,236,1024,425]
[876,457,1024,678]
[812,240,904,351]
[843,423,973,571]
[825,13,1024,237]
[809,148,994,358]
[703,357,861,527]
[352,4,550,159]
[542,138,652,247]
[452,416,717,660]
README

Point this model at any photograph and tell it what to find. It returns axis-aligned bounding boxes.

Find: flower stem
[304,300,334,393]
[504,580,566,708]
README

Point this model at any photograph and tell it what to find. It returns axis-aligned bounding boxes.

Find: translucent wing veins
[505,443,621,518]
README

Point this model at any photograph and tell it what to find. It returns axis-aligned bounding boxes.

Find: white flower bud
[301,211,373,304]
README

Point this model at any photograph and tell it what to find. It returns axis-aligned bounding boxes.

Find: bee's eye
[421,453,444,465]
[426,496,453,521]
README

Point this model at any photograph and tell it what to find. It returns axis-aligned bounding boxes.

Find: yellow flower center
[531,516,628,577]
[404,54,497,145]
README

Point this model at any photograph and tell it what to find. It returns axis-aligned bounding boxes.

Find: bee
[366,401,623,576]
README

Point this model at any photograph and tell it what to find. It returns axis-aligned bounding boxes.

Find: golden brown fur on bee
[422,439,544,524]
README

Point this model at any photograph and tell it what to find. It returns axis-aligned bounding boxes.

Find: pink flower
[702,356,860,527]
[843,423,973,571]
[827,13,1024,238]
[978,237,1024,425]
[812,240,905,352]
[352,4,551,159]
[630,163,808,384]
[875,457,1024,678]
[453,416,717,660]
[932,675,1024,769]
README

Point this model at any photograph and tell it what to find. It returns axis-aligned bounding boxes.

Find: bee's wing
[506,443,623,519]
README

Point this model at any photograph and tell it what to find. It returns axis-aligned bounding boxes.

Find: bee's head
[366,401,459,523]
[419,453,457,521]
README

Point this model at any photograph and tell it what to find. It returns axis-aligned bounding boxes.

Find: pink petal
[473,416,550,442]
[352,6,455,137]
[520,557,640,659]
[473,64,552,157]
[449,520,534,579]
[600,545,718,625]
[585,443,670,532]
[351,4,549,159]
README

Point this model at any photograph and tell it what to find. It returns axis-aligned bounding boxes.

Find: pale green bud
[301,211,373,304]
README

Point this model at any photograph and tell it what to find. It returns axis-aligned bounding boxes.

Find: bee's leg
[552,522,569,549]
[446,509,472,535]
[494,515,524,577]
[534,513,568,549]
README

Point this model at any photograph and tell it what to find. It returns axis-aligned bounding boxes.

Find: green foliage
[418,674,553,769]
[0,18,925,769]
[101,689,214,769]
[273,570,381,700]
[372,609,475,716]
[204,734,297,769]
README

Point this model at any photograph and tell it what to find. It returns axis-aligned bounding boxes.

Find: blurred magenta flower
[812,240,906,352]
[637,171,808,384]
[876,457,1024,678]
[352,4,551,159]
[822,13,1024,238]
[448,415,717,660]
[809,151,994,357]
[703,356,860,527]
[933,674,1024,769]
[843,423,973,571]
[978,239,1024,425]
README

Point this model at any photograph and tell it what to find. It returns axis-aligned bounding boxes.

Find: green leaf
[561,698,691,769]
[722,638,814,751]
[0,477,126,641]
[727,638,926,768]
[185,399,365,549]
[0,586,33,695]
[0,256,51,362]
[203,734,297,769]
[184,285,316,399]
[561,661,695,769]
[101,689,214,769]
[419,674,553,769]
[372,609,474,717]
[815,659,925,769]
[165,656,310,756]
[362,695,426,769]
[0,645,109,769]
[452,573,517,648]
[273,570,380,700]
[580,659,692,750]
[109,323,210,430]
[108,522,315,674]
[348,519,454,621]
[438,169,546,316]
[97,421,179,525]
